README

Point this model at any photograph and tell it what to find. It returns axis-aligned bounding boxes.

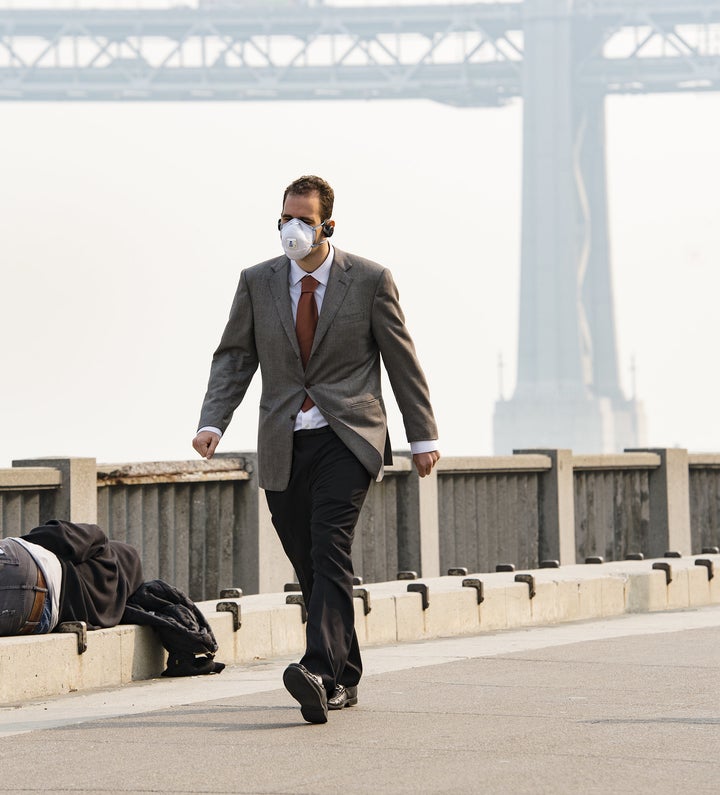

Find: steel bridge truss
[575,1,720,93]
[0,2,719,103]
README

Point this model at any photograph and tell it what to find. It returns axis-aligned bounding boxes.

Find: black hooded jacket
[22,519,144,630]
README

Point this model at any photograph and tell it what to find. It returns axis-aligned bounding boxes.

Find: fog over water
[2,2,719,466]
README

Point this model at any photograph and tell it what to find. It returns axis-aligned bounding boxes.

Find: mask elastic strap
[309,219,330,249]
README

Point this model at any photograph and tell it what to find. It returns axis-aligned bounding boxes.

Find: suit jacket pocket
[348,394,380,409]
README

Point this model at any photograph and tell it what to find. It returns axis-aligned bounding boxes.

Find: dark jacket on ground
[123,579,224,676]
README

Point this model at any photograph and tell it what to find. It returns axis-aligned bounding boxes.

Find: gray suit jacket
[198,248,438,491]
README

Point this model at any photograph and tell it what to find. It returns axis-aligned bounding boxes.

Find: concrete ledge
[1,555,718,706]
[0,467,62,490]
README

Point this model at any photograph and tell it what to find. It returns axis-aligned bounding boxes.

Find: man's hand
[193,430,221,460]
[413,450,440,477]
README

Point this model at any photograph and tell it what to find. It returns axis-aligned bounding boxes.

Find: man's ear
[322,220,335,238]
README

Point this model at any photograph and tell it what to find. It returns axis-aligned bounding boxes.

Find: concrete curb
[1,554,718,706]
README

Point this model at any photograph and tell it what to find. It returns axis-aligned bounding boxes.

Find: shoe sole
[283,666,328,724]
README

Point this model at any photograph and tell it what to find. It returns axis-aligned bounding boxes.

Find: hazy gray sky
[2,5,719,467]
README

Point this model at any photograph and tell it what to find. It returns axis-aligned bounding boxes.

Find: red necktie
[296,275,319,411]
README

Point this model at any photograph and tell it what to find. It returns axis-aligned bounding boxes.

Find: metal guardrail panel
[0,467,62,538]
[574,468,651,561]
[0,491,42,539]
[689,466,720,556]
[438,469,541,573]
[97,473,252,601]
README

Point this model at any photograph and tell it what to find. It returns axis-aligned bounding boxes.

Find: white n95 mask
[280,218,322,260]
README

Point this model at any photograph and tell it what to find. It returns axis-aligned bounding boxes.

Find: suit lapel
[311,250,353,358]
[268,258,301,357]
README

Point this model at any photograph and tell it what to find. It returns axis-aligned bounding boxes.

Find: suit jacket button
[290,414,296,420]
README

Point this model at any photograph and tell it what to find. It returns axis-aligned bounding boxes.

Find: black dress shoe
[283,663,328,724]
[328,684,358,710]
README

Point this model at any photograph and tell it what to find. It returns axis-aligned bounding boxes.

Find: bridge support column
[494,0,645,454]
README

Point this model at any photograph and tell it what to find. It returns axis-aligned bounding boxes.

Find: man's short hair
[283,175,334,221]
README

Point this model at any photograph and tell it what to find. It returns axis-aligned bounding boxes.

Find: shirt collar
[289,245,334,287]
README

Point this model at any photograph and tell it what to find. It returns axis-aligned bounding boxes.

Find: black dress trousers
[265,426,371,695]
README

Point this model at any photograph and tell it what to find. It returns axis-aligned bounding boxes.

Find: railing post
[627,448,691,556]
[515,448,576,565]
[257,487,294,593]
[12,457,97,524]
[417,466,440,578]
[397,458,440,578]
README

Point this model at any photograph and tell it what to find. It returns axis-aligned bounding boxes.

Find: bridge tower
[493,0,646,454]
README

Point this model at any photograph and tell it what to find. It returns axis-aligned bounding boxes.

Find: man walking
[193,175,439,723]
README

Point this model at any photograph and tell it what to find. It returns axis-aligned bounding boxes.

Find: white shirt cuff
[410,440,438,455]
[197,426,223,438]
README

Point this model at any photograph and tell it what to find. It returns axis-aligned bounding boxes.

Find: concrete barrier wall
[96,456,429,596]
[1,554,718,707]
[689,455,720,554]
[436,455,551,573]
[96,457,256,599]
[572,453,657,561]
[2,449,719,601]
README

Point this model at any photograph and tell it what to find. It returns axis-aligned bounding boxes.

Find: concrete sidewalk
[1,606,719,794]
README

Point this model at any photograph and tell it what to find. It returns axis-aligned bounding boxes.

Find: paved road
[2,607,720,794]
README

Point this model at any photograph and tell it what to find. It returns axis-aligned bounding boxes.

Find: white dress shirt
[199,244,438,454]
[289,248,333,431]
